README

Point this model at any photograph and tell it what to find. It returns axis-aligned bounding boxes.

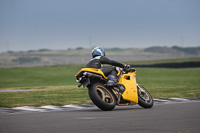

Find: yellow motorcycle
[75,67,153,111]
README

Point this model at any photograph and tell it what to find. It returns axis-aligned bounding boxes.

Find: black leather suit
[86,56,125,78]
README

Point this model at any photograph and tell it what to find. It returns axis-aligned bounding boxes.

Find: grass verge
[0,58,200,108]
[0,85,90,108]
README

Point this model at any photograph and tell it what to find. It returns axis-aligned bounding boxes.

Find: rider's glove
[124,64,131,70]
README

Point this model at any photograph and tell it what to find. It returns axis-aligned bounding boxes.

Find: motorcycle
[75,67,153,111]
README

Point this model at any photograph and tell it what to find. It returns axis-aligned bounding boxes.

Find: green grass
[0,58,200,108]
[0,64,84,89]
[0,86,90,108]
[136,68,200,98]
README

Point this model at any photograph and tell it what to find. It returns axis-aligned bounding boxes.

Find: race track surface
[0,99,200,133]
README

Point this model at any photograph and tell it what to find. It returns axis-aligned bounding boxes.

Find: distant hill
[0,46,200,67]
[144,46,200,55]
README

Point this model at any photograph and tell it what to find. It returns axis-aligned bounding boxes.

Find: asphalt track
[0,101,200,133]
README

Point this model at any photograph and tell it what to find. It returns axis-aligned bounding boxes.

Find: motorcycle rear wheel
[88,82,116,111]
[137,84,153,108]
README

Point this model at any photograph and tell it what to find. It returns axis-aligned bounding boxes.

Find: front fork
[137,83,150,102]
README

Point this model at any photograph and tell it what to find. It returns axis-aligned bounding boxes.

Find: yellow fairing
[119,73,138,103]
[76,68,138,103]
[75,68,108,79]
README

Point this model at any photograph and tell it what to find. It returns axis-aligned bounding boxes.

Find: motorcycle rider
[86,46,131,87]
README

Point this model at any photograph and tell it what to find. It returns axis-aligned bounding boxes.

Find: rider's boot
[107,75,125,92]
[107,80,121,87]
[107,75,118,86]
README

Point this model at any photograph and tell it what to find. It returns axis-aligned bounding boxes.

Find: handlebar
[122,67,136,73]
[128,68,136,72]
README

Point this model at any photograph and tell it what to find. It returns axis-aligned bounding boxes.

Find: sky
[0,0,200,52]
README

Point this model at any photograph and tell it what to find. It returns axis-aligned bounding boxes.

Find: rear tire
[137,84,153,108]
[88,82,116,111]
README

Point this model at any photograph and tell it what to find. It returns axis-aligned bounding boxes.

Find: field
[0,58,200,108]
[1,46,200,68]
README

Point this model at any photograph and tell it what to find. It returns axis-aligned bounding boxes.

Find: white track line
[6,98,199,114]
[40,105,63,110]
[153,99,169,102]
[63,104,85,109]
[168,98,189,101]
[13,106,47,112]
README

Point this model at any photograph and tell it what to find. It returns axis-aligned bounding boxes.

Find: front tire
[88,82,116,111]
[137,84,153,108]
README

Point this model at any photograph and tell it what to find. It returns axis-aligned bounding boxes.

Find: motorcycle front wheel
[137,84,153,108]
[88,82,116,111]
